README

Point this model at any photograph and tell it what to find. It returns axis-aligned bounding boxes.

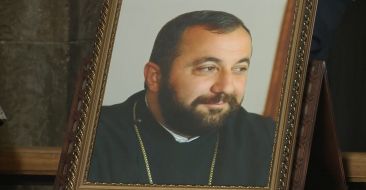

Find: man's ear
[144,62,161,92]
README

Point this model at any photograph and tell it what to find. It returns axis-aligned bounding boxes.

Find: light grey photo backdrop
[102,0,286,115]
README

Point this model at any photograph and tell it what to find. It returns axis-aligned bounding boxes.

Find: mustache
[191,93,238,106]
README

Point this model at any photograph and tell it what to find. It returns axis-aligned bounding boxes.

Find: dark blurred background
[310,0,366,151]
[0,0,103,189]
[0,0,365,189]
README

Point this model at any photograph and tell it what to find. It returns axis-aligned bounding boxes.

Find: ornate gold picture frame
[55,0,318,189]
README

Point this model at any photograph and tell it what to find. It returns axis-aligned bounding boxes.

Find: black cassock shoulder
[214,108,276,186]
[88,92,147,183]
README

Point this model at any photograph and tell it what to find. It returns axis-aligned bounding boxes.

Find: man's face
[158,26,252,137]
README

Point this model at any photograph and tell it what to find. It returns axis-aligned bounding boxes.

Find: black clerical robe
[88,91,275,186]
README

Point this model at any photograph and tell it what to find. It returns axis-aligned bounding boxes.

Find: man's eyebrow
[189,56,251,66]
[236,57,250,65]
[191,57,222,66]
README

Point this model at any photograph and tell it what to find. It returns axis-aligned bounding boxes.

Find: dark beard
[158,81,241,137]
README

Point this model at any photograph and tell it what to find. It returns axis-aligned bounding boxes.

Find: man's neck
[144,91,199,143]
[159,122,200,143]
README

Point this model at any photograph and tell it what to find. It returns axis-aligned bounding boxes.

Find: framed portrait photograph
[55,0,318,189]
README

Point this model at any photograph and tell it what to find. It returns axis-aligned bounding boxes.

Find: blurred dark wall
[0,0,103,148]
[311,0,366,151]
[311,0,366,189]
[327,0,366,152]
[0,0,103,189]
[0,0,70,147]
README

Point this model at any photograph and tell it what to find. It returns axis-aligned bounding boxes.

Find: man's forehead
[178,25,252,53]
[182,24,251,38]
[178,25,252,49]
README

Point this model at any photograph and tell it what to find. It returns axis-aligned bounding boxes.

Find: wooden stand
[290,60,347,190]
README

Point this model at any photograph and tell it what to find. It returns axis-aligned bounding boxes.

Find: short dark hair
[147,10,251,88]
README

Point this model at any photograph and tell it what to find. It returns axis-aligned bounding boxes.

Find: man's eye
[233,66,248,73]
[198,66,218,72]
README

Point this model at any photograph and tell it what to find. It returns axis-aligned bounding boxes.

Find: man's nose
[211,71,235,94]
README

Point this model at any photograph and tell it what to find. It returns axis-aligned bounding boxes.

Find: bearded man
[89,10,275,186]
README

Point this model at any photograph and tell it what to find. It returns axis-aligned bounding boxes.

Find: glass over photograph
[88,7,279,186]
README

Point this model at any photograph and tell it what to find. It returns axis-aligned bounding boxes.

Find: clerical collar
[144,94,200,143]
